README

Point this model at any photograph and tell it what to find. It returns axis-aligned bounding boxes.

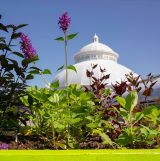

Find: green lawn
[0,149,160,161]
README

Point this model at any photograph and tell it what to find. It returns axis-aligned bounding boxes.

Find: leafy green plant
[1,11,159,150]
[0,15,40,136]
[55,12,78,145]
[20,83,108,149]
[116,91,160,148]
[55,12,77,86]
[139,105,160,146]
[116,90,139,147]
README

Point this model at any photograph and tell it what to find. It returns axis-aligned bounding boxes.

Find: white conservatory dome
[55,34,136,88]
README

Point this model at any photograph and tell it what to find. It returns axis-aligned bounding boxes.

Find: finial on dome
[93,33,99,42]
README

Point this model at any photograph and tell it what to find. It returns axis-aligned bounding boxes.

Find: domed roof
[55,34,136,88]
[74,34,119,63]
[55,60,136,88]
[80,36,114,54]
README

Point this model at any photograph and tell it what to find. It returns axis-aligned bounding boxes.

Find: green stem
[51,115,55,148]
[64,32,68,87]
[39,71,50,87]
[64,32,70,147]
[33,63,50,87]
[129,110,133,146]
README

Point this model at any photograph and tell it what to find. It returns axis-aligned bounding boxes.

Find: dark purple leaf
[92,64,98,69]
[86,70,93,77]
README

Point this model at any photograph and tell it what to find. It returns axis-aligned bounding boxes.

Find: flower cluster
[20,33,37,58]
[0,143,8,150]
[58,12,71,32]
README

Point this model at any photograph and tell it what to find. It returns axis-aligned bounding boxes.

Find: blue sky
[1,0,160,87]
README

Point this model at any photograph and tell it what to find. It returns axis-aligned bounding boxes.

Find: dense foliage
[0,16,39,134]
[0,16,50,141]
[19,70,160,149]
[0,14,160,149]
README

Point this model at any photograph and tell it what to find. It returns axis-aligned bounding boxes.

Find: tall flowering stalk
[20,33,37,58]
[20,33,51,86]
[56,12,77,148]
[58,12,71,87]
[58,12,71,147]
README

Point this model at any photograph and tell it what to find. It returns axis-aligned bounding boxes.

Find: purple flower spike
[1,143,9,150]
[20,33,37,58]
[58,12,71,32]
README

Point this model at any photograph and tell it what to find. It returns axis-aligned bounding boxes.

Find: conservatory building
[55,34,137,87]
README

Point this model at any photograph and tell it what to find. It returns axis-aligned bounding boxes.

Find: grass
[0,149,160,161]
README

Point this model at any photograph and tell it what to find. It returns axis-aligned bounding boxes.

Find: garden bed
[0,150,160,161]
[0,14,160,155]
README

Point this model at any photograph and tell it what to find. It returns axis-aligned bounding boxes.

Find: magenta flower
[0,143,9,150]
[20,33,37,58]
[58,12,71,32]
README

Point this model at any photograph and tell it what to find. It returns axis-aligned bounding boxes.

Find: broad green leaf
[134,112,144,125]
[55,36,64,41]
[0,43,11,51]
[30,66,42,71]
[80,93,91,102]
[101,134,114,145]
[140,125,158,136]
[39,109,45,116]
[22,55,39,67]
[71,118,81,124]
[29,70,40,74]
[67,65,77,72]
[116,131,130,146]
[8,58,18,67]
[125,90,138,111]
[140,127,148,137]
[3,63,14,71]
[0,56,8,67]
[42,69,52,75]
[146,140,156,145]
[11,32,21,39]
[6,24,15,29]
[58,143,67,150]
[116,96,126,108]
[87,123,97,128]
[67,33,78,40]
[70,94,77,101]
[119,109,128,119]
[0,23,8,32]
[68,142,74,149]
[26,74,34,80]
[6,107,18,113]
[57,65,64,71]
[93,129,114,146]
[48,93,59,104]
[50,80,59,89]
[86,116,93,121]
[15,24,28,30]
[20,96,29,106]
[12,51,24,58]
[29,90,47,102]
[54,122,65,130]
[143,105,160,124]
